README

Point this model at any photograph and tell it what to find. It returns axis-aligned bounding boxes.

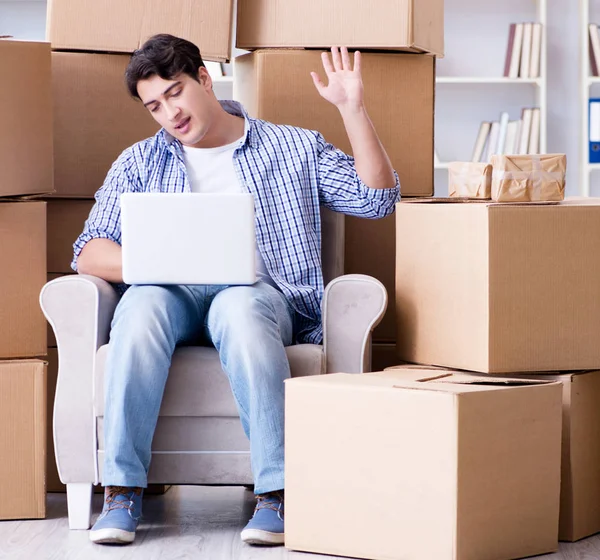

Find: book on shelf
[504,120,521,154]
[590,24,600,77]
[496,112,510,155]
[471,108,540,162]
[528,108,541,154]
[589,99,600,163]
[504,23,521,78]
[471,122,491,162]
[486,122,500,163]
[518,108,533,154]
[520,23,533,79]
[529,23,542,78]
[503,22,542,79]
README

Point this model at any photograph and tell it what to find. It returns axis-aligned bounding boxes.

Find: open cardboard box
[285,369,562,560]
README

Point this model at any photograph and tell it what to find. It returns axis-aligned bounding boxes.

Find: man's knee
[208,286,277,334]
[111,285,185,343]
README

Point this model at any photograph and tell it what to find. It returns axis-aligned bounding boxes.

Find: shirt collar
[160,100,259,151]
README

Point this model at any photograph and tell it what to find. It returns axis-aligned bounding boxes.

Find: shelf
[436,77,542,85]
[587,163,600,172]
[587,77,600,85]
[211,76,233,83]
[434,162,451,169]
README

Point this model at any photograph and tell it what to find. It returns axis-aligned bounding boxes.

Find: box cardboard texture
[0,360,47,520]
[285,370,562,560]
[556,371,600,541]
[52,53,160,198]
[396,199,600,373]
[0,202,47,359]
[237,0,444,56]
[235,50,435,342]
[47,0,233,61]
[385,364,600,542]
[498,369,600,542]
[0,41,53,197]
[47,200,95,274]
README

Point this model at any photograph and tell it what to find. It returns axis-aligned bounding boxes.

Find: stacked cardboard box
[43,0,235,492]
[391,197,600,543]
[233,5,571,560]
[234,0,441,359]
[285,369,563,560]
[0,39,51,520]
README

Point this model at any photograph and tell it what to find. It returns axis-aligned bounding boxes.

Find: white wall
[0,0,586,196]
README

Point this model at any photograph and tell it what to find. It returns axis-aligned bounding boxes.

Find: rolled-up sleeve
[315,132,400,218]
[71,150,141,271]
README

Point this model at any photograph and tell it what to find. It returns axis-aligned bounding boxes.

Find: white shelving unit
[580,0,600,196]
[434,0,548,177]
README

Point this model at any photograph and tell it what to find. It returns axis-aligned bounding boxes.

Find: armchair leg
[66,483,93,530]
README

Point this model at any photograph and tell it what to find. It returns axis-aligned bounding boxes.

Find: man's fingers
[311,71,326,92]
[331,46,343,72]
[353,50,361,74]
[341,46,351,70]
[321,51,335,76]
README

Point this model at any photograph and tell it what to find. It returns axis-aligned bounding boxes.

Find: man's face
[137,69,214,147]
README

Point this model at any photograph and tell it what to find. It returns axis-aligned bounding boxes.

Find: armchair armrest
[322,274,387,374]
[39,274,119,485]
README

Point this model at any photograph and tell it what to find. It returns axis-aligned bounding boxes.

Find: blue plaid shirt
[73,101,400,344]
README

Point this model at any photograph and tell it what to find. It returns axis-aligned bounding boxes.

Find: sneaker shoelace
[104,486,142,515]
[255,490,284,521]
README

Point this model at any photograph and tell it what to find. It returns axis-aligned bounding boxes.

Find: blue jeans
[101,282,295,495]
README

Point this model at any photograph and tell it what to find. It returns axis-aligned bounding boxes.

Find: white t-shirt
[182,128,278,289]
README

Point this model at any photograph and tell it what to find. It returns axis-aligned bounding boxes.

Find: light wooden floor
[1,486,599,560]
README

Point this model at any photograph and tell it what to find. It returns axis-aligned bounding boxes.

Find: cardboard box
[235,50,435,342]
[385,364,600,542]
[0,40,53,197]
[396,198,600,373]
[491,154,566,203]
[0,360,47,520]
[47,0,233,61]
[449,162,492,199]
[502,370,600,542]
[237,0,444,56]
[47,200,95,274]
[52,53,160,198]
[0,202,47,359]
[285,370,562,560]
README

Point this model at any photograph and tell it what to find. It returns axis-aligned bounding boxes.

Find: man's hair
[125,34,205,99]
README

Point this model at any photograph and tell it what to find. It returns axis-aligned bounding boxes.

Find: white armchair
[40,209,387,530]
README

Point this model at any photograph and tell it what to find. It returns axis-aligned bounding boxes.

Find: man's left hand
[311,47,364,113]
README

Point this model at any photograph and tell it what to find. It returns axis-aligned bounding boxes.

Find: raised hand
[311,46,364,113]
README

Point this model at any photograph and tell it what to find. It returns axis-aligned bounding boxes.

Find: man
[73,34,399,547]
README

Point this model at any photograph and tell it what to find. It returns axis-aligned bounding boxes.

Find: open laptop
[120,192,257,285]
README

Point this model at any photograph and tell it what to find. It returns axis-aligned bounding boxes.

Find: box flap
[290,372,558,396]
[400,197,559,207]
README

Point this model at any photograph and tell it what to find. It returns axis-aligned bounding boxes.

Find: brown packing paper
[491,154,566,202]
[448,162,492,199]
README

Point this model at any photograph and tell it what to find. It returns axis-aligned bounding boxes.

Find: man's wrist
[337,103,366,119]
